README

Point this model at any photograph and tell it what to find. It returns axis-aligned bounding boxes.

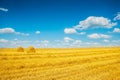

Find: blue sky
[0,0,120,48]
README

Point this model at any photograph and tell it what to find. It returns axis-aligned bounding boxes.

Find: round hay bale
[17,46,24,52]
[27,46,36,53]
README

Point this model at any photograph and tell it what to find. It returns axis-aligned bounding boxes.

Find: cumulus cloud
[0,7,8,12]
[72,40,82,45]
[0,28,15,34]
[85,42,99,45]
[41,40,49,44]
[0,28,29,36]
[64,37,73,42]
[103,39,109,42]
[88,33,111,39]
[69,40,82,47]
[112,40,120,43]
[14,38,18,41]
[0,39,9,48]
[113,28,120,33]
[54,40,61,42]
[35,40,41,43]
[0,39,51,48]
[9,40,32,48]
[15,32,29,36]
[64,28,77,34]
[0,39,8,43]
[41,40,49,46]
[35,31,40,34]
[74,16,117,30]
[12,40,32,44]
[114,12,120,21]
[23,33,29,36]
[79,32,86,35]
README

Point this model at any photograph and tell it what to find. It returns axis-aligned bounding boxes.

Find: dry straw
[27,46,36,53]
[17,46,24,52]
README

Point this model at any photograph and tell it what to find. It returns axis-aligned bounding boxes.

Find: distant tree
[27,46,36,53]
[17,46,24,52]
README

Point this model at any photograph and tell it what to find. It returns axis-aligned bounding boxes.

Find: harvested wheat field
[0,47,120,80]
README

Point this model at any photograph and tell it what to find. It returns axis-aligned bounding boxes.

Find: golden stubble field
[0,47,120,80]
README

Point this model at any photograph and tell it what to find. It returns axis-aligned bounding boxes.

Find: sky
[0,0,120,48]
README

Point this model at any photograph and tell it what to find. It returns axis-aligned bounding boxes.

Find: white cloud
[10,40,33,47]
[41,40,49,46]
[85,42,99,45]
[114,12,120,21]
[0,39,8,43]
[14,38,18,41]
[41,40,49,44]
[15,32,29,36]
[79,32,86,35]
[0,7,8,12]
[35,31,40,34]
[64,28,77,34]
[103,39,109,42]
[88,33,111,39]
[72,40,82,45]
[87,33,100,39]
[100,34,111,38]
[64,37,73,42]
[36,44,41,47]
[113,28,120,33]
[112,40,120,43]
[24,33,29,36]
[55,40,61,42]
[74,16,117,30]
[0,28,29,36]
[35,40,41,43]
[0,28,15,34]
[69,40,82,47]
[12,40,32,44]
